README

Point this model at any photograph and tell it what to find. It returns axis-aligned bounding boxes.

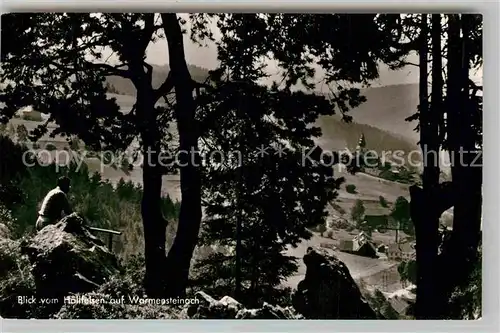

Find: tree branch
[192,80,212,90]
[154,71,174,101]
[139,14,156,55]
[143,62,153,81]
[83,62,132,78]
[400,61,419,67]
[468,78,482,96]
[410,182,455,222]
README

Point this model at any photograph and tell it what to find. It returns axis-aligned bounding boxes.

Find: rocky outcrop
[2,214,379,320]
[291,247,377,319]
[182,291,302,319]
[2,213,120,318]
[182,292,243,319]
[21,214,119,299]
[235,303,301,319]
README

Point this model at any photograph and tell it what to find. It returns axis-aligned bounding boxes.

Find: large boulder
[182,291,302,319]
[20,213,119,314]
[235,302,301,319]
[291,247,377,319]
[182,291,243,319]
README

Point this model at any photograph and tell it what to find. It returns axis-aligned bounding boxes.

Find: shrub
[16,124,29,144]
[45,143,57,151]
[21,113,42,122]
[53,291,180,319]
[365,289,400,319]
[0,235,38,318]
[0,137,180,257]
[345,224,355,232]
[447,248,481,319]
[317,223,327,236]
[330,202,346,215]
[0,135,29,184]
[69,139,80,151]
[379,196,389,208]
[345,184,357,194]
[10,161,179,258]
[0,204,17,235]
[325,229,334,239]
[350,199,365,224]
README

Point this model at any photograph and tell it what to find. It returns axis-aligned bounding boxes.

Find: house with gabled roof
[338,231,377,258]
[387,242,415,261]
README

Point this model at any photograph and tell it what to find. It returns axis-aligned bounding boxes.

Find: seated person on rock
[36,176,73,231]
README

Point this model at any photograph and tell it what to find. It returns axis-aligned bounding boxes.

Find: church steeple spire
[356,133,366,151]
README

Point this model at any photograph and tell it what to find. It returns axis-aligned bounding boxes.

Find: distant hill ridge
[105,64,419,147]
[105,64,210,97]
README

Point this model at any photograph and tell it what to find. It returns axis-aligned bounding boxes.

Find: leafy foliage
[447,246,481,319]
[350,199,365,224]
[0,13,161,151]
[190,13,406,305]
[398,260,417,285]
[15,124,29,144]
[366,289,400,319]
[317,223,327,236]
[1,13,185,296]
[345,184,357,194]
[390,196,414,235]
[0,136,180,260]
[1,13,414,301]
[194,78,342,306]
[379,195,389,208]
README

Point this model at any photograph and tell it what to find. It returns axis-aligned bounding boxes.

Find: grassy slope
[105,65,419,151]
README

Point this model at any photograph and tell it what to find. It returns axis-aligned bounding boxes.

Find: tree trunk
[161,13,203,297]
[413,13,442,319]
[235,208,242,300]
[137,86,168,297]
[413,14,447,318]
[435,14,482,318]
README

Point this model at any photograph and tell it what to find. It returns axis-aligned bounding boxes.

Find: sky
[143,15,482,88]
[144,31,424,87]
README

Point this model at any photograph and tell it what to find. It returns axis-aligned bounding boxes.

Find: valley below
[4,86,419,297]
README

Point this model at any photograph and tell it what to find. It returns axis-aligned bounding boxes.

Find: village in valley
[2,92,446,319]
[2,13,480,319]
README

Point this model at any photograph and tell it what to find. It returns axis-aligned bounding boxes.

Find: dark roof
[358,242,377,253]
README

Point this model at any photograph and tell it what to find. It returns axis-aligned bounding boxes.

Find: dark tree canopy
[1,13,418,301]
